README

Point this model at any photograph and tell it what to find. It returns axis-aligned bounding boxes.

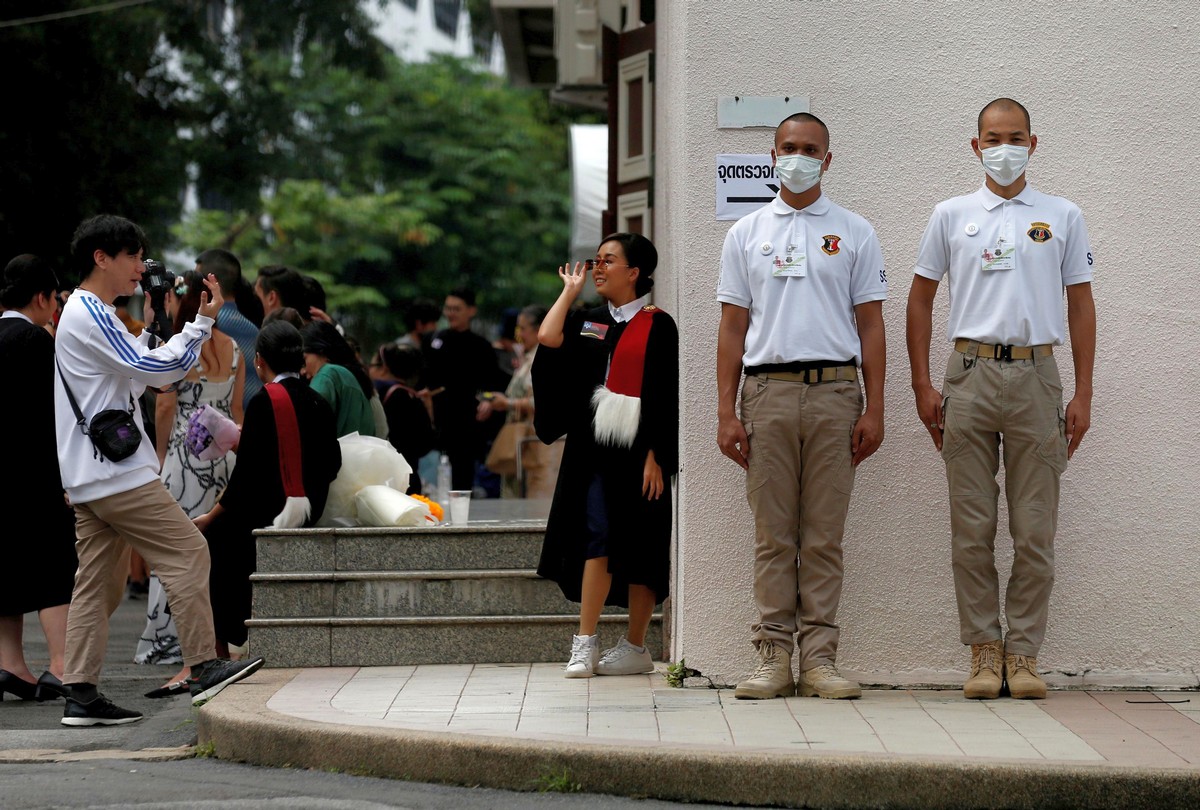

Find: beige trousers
[941,350,1068,657]
[66,480,217,684]
[741,374,861,668]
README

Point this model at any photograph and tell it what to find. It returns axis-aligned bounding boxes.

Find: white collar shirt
[608,293,651,323]
[1,310,33,324]
[913,184,1093,346]
[717,192,887,367]
[272,372,301,383]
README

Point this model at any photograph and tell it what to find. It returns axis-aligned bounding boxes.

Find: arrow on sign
[729,183,779,204]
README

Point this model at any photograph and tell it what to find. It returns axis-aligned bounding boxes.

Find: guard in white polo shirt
[717,112,887,700]
[906,98,1096,700]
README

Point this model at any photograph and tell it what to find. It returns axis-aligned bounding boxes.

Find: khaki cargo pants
[941,349,1068,657]
[741,373,862,669]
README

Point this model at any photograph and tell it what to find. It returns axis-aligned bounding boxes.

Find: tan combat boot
[798,664,862,699]
[734,642,795,699]
[963,640,1003,699]
[1005,653,1047,699]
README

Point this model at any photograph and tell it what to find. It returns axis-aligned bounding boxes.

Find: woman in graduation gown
[0,255,74,702]
[532,232,678,679]
[194,321,341,656]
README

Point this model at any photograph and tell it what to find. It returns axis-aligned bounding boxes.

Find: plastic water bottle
[436,454,452,516]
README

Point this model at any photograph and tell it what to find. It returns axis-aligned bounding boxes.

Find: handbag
[485,420,536,476]
[56,361,143,462]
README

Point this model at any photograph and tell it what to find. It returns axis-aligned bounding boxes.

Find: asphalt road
[1,593,765,809]
[1,587,198,756]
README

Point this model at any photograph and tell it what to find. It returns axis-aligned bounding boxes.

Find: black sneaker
[61,694,143,727]
[188,657,264,706]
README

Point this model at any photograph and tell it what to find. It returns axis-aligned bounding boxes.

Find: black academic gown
[0,317,77,615]
[204,376,341,645]
[532,305,679,607]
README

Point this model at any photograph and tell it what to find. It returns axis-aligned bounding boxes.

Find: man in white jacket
[54,215,263,726]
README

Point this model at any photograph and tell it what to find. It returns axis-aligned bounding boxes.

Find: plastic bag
[317,433,414,527]
[355,485,433,527]
[185,405,241,461]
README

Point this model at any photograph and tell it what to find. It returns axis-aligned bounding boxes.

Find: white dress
[134,346,240,664]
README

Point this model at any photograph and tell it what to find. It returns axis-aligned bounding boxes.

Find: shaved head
[978,98,1031,134]
[776,112,830,151]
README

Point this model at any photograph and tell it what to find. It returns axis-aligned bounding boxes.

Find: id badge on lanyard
[981,213,1016,272]
[773,219,808,278]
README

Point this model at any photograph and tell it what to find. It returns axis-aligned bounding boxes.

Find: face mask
[980,144,1029,187]
[774,153,825,194]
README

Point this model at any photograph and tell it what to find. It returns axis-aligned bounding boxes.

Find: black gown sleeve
[217,389,274,521]
[640,312,679,476]
[531,309,591,444]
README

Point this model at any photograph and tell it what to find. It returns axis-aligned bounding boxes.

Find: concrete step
[256,526,546,573]
[252,569,627,619]
[247,614,665,668]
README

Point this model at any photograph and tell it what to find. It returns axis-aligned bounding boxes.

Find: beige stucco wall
[654,0,1200,687]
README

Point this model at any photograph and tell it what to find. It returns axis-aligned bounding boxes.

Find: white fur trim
[591,386,640,448]
[272,496,312,529]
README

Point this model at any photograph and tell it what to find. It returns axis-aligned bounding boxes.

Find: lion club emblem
[820,234,842,255]
[1027,222,1052,243]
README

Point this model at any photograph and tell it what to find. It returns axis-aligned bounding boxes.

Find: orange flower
[410,494,444,522]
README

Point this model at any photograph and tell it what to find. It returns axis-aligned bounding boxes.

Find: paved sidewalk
[198,664,1199,809]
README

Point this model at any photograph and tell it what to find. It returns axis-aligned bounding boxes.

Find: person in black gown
[0,255,75,702]
[194,321,341,656]
[533,233,678,679]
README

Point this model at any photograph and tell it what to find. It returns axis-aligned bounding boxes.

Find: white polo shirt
[717,193,887,367]
[914,184,1093,346]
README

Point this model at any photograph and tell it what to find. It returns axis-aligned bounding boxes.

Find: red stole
[265,382,310,528]
[591,306,659,448]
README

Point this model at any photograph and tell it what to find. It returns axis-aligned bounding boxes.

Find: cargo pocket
[744,421,768,495]
[1036,410,1068,474]
[940,395,969,462]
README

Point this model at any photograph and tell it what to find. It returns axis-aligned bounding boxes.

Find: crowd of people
[0,213,575,723]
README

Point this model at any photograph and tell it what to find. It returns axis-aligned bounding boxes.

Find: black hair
[171,270,204,335]
[379,342,424,384]
[302,275,327,313]
[598,232,658,297]
[195,248,242,296]
[446,286,476,307]
[300,321,374,399]
[70,215,149,280]
[1,254,60,309]
[978,97,1031,134]
[234,275,264,327]
[776,112,830,150]
[498,307,520,341]
[519,304,547,327]
[262,306,305,329]
[256,265,307,311]
[404,298,440,331]
[256,320,305,375]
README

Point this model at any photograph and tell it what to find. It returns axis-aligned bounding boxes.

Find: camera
[142,259,175,339]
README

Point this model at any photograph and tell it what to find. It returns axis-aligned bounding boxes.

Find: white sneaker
[595,637,654,675]
[564,634,598,678]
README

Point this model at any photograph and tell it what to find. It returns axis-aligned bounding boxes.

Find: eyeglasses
[584,258,627,270]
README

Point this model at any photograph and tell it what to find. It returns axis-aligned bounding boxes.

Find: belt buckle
[804,367,824,384]
[994,344,1014,362]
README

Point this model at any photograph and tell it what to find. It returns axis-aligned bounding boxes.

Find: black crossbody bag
[56,361,143,462]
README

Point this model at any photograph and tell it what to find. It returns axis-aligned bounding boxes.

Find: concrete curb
[199,669,1200,810]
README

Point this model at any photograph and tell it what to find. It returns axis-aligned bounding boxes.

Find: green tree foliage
[0,0,188,275]
[2,1,582,347]
[174,49,575,341]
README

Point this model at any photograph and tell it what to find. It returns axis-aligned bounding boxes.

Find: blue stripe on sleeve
[82,296,197,373]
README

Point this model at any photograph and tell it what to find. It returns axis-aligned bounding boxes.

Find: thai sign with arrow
[715,154,778,220]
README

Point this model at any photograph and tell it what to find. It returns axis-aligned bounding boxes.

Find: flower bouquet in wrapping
[184,405,241,461]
